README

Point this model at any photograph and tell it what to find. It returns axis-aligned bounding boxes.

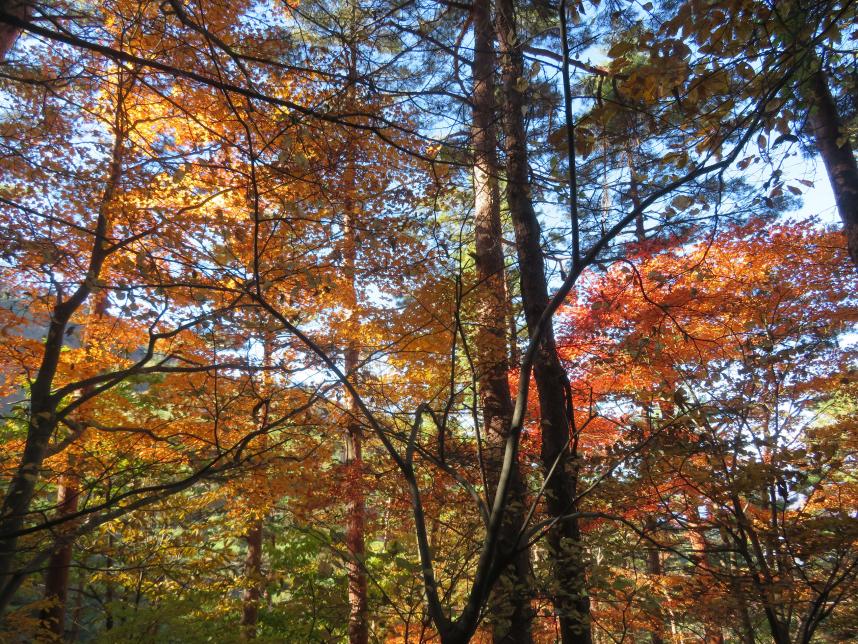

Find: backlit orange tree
[557,220,858,643]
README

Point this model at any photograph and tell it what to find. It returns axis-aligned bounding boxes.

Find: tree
[559,220,858,642]
[495,1,592,640]
[652,0,858,265]
[470,0,534,640]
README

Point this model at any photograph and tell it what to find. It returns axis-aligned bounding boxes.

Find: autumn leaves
[0,0,856,641]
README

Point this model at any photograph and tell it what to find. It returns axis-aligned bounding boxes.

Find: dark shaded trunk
[40,471,79,637]
[240,520,263,639]
[688,520,725,644]
[471,0,533,640]
[0,0,32,61]
[344,404,368,644]
[804,63,858,268]
[0,267,102,613]
[0,388,59,602]
[41,286,110,635]
[495,2,591,642]
[342,56,368,640]
[725,496,794,644]
[0,296,98,601]
[644,518,664,644]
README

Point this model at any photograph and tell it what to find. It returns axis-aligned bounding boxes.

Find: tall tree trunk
[688,517,725,644]
[725,494,793,644]
[343,222,368,643]
[471,0,533,640]
[240,521,263,639]
[0,0,32,61]
[804,60,858,268]
[40,467,79,637]
[41,280,111,635]
[727,552,757,644]
[342,48,368,641]
[241,337,273,639]
[495,2,592,642]
[644,518,664,644]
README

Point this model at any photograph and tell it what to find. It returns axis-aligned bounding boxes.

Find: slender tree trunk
[240,333,274,638]
[240,521,263,639]
[344,400,368,644]
[471,1,533,640]
[0,307,86,604]
[625,142,646,243]
[688,519,725,644]
[726,495,793,644]
[495,2,591,642]
[40,468,79,637]
[644,518,664,644]
[342,47,368,641]
[40,278,111,634]
[727,553,756,644]
[804,61,858,268]
[0,0,32,61]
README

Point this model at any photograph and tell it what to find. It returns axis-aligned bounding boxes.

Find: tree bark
[804,62,858,268]
[0,0,32,61]
[342,49,369,641]
[644,518,664,644]
[344,391,368,644]
[240,520,263,639]
[687,517,725,644]
[40,469,79,637]
[495,2,592,642]
[40,276,112,634]
[471,0,534,640]
[240,336,274,639]
[726,496,792,644]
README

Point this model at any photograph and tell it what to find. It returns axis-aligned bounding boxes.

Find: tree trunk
[495,2,592,642]
[687,520,725,644]
[0,249,105,614]
[471,1,534,640]
[342,50,369,641]
[0,0,32,61]
[726,495,793,644]
[41,282,111,635]
[625,142,646,243]
[240,520,263,639]
[344,404,368,644]
[645,518,664,644]
[804,62,858,268]
[40,469,79,637]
